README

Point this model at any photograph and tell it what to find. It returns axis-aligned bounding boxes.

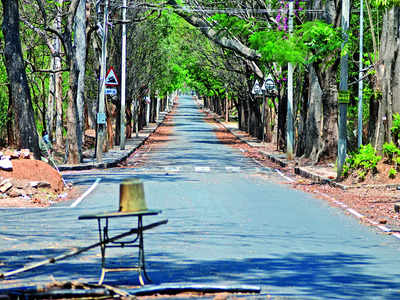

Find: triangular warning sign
[105,67,119,86]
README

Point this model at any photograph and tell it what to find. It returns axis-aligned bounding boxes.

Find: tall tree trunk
[314,65,339,162]
[47,0,63,145]
[373,7,400,152]
[6,83,15,146]
[2,0,40,158]
[55,67,63,146]
[74,0,87,151]
[64,0,85,164]
[277,93,287,151]
[299,66,322,161]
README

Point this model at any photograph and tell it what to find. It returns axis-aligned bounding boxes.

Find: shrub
[383,141,400,163]
[343,144,382,180]
[389,167,397,179]
[392,113,400,144]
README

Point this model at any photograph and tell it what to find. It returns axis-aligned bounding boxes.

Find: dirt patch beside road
[0,157,78,208]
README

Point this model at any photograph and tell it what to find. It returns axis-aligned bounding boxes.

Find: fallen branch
[0,219,168,279]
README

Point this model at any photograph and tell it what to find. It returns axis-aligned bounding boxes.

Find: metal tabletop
[78,209,161,220]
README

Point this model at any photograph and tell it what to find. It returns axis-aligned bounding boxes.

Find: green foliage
[391,113,400,142]
[389,167,397,178]
[209,14,255,38]
[0,55,9,140]
[371,0,400,7]
[382,141,400,162]
[343,144,382,179]
[249,29,305,65]
[296,21,343,64]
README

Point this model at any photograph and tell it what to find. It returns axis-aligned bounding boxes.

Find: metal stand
[96,216,151,285]
[79,210,165,286]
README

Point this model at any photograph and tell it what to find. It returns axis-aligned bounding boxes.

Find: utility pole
[337,0,351,179]
[96,0,109,163]
[225,86,229,122]
[357,0,364,149]
[120,0,127,150]
[286,1,294,160]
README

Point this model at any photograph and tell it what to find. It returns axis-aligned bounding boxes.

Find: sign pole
[120,0,127,150]
[96,0,109,163]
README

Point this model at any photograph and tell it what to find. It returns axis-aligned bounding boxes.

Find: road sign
[261,74,276,95]
[105,67,119,86]
[251,80,263,95]
[105,87,117,95]
[97,112,106,125]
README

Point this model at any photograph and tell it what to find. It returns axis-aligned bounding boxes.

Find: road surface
[1,95,400,299]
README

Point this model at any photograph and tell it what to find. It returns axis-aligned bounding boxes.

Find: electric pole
[358,0,364,149]
[287,1,294,160]
[120,0,127,150]
[337,0,350,179]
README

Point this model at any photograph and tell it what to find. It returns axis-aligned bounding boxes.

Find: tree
[1,0,40,158]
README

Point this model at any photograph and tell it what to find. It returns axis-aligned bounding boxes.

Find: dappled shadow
[63,173,196,185]
[147,252,400,299]
[1,248,400,298]
[190,139,237,145]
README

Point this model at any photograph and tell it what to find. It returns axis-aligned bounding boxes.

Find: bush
[391,113,400,144]
[389,167,397,179]
[343,144,382,180]
[383,141,400,163]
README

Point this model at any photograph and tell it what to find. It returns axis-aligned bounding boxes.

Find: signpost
[105,88,117,96]
[105,67,119,86]
[261,74,276,143]
[251,80,263,95]
[253,76,276,143]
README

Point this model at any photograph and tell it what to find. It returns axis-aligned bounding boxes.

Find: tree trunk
[64,0,85,164]
[299,66,322,161]
[6,83,15,146]
[66,66,81,163]
[74,0,87,150]
[2,0,40,159]
[373,7,400,152]
[277,93,287,151]
[315,66,339,162]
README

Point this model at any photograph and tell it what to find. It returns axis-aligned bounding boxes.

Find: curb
[58,112,169,172]
[205,110,342,187]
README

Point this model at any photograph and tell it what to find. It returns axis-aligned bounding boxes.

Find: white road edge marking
[195,166,211,172]
[70,178,101,208]
[346,208,365,219]
[275,169,295,182]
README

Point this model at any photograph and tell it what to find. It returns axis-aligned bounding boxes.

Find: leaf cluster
[343,144,382,179]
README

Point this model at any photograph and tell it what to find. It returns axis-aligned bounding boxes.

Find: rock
[0,182,12,193]
[11,151,20,159]
[0,178,10,186]
[7,188,25,197]
[31,181,51,189]
[4,150,19,159]
[0,158,12,171]
[394,202,400,213]
[20,149,31,159]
